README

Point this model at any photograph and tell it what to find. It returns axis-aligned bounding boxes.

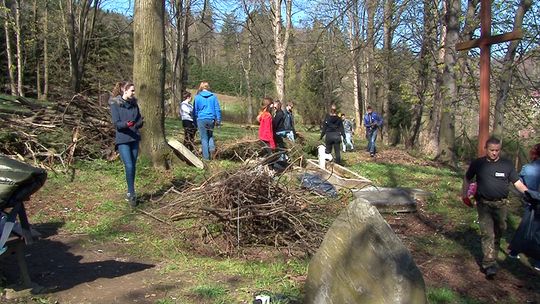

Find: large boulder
[304,198,427,304]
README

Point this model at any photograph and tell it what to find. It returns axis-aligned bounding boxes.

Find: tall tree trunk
[365,0,376,112]
[43,0,49,99]
[420,0,445,156]
[492,0,532,136]
[381,0,392,145]
[14,0,23,96]
[348,0,363,134]
[237,28,254,124]
[1,0,16,95]
[61,0,100,93]
[270,0,292,102]
[455,0,479,139]
[33,0,42,100]
[438,0,460,164]
[134,0,169,169]
[408,0,437,149]
[169,0,191,117]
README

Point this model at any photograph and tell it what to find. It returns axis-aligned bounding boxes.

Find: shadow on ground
[0,222,154,293]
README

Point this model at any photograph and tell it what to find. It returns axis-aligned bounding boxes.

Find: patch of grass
[427,287,484,304]
[191,284,228,299]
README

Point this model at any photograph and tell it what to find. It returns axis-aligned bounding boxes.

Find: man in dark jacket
[282,102,296,142]
[320,104,345,165]
[462,137,528,279]
[363,106,383,157]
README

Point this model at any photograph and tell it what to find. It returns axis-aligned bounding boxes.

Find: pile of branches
[0,95,115,167]
[152,158,331,255]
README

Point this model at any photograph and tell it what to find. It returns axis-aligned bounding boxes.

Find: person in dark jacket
[364,105,383,157]
[461,137,528,279]
[110,82,144,207]
[281,102,296,142]
[272,100,288,161]
[320,104,345,165]
[193,82,222,160]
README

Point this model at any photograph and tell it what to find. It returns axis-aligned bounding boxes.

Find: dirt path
[2,232,179,303]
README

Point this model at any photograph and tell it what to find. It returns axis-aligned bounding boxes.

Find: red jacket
[258,111,276,149]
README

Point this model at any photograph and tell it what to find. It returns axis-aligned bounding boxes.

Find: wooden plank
[167,138,204,169]
[456,30,523,51]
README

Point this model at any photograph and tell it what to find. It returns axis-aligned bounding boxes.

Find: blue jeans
[276,130,295,142]
[367,128,378,154]
[343,132,354,151]
[197,119,215,160]
[117,141,139,195]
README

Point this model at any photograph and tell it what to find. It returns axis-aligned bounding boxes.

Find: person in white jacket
[180,91,196,152]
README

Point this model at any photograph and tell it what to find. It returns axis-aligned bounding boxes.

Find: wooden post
[456,0,522,156]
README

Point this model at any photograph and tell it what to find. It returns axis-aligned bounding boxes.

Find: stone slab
[353,187,430,213]
[167,138,204,169]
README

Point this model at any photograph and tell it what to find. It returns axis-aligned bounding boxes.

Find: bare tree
[437,0,460,164]
[408,0,437,149]
[167,0,192,116]
[134,0,169,169]
[1,0,16,95]
[43,0,49,100]
[60,0,101,93]
[237,6,255,124]
[347,0,363,134]
[492,0,533,136]
[14,0,23,96]
[270,0,292,101]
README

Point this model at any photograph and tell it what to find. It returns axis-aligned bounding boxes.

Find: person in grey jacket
[179,91,196,152]
[193,82,222,160]
[110,82,144,207]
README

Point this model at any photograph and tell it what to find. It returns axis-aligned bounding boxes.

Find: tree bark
[381,0,392,144]
[169,0,191,117]
[437,0,460,165]
[365,0,376,113]
[14,0,23,96]
[270,0,292,102]
[33,0,42,100]
[492,0,532,136]
[348,0,363,135]
[43,0,49,100]
[134,0,169,169]
[408,0,437,149]
[1,0,16,95]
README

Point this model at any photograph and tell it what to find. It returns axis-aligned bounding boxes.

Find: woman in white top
[180,91,196,151]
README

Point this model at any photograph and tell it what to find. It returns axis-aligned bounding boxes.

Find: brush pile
[151,158,333,255]
[0,94,115,167]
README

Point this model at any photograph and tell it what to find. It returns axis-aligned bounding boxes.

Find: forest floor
[1,148,539,304]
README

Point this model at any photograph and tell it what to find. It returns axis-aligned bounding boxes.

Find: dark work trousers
[274,133,287,161]
[325,132,342,164]
[477,199,509,269]
[182,120,197,152]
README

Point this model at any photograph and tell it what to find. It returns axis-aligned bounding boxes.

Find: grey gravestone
[354,187,432,213]
[304,197,427,304]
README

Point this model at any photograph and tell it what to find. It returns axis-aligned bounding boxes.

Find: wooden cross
[456,0,522,156]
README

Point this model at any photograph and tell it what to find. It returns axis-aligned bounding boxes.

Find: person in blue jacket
[363,105,383,157]
[193,81,222,160]
[110,82,144,207]
[509,143,540,271]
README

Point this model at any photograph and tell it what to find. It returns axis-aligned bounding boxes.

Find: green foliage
[188,61,272,99]
[427,287,484,304]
